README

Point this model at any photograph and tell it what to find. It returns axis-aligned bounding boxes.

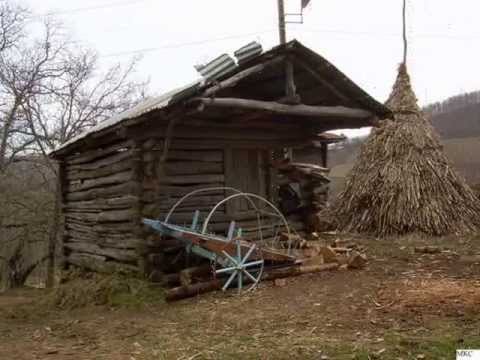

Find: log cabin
[49,40,391,278]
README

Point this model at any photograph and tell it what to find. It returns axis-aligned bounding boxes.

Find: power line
[29,0,149,18]
[101,30,276,58]
[98,26,480,59]
[291,27,480,41]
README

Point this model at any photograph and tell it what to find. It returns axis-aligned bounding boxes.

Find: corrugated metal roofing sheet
[53,80,202,153]
[234,41,263,64]
[194,54,237,81]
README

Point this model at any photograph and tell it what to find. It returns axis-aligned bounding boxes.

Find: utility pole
[277,0,297,102]
[277,0,287,44]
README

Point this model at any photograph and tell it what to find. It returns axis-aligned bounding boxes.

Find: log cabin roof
[51,40,391,158]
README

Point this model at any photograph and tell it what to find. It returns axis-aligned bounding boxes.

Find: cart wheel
[215,239,264,294]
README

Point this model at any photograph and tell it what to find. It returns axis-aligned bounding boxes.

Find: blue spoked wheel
[215,240,264,294]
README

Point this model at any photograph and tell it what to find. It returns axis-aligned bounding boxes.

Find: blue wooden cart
[143,187,298,293]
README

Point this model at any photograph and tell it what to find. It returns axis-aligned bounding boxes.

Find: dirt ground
[1,234,480,360]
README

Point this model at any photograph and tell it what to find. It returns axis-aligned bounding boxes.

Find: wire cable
[29,0,150,19]
[100,29,276,58]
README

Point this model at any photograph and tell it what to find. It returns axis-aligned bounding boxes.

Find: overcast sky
[23,0,480,116]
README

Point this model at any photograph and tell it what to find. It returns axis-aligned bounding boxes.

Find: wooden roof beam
[195,97,374,120]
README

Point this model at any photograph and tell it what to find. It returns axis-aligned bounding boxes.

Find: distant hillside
[325,90,480,196]
[425,90,480,139]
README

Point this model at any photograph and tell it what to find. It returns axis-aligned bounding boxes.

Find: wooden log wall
[62,140,141,274]
[140,133,307,277]
[60,117,313,278]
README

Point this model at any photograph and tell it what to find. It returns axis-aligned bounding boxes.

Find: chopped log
[414,246,441,254]
[321,246,339,263]
[347,251,368,269]
[179,265,212,286]
[149,271,181,287]
[68,171,132,192]
[67,253,138,275]
[263,263,339,280]
[64,242,137,263]
[165,263,340,301]
[165,279,222,302]
[196,97,374,119]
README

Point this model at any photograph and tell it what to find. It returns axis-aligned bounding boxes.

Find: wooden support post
[320,142,328,168]
[277,0,287,44]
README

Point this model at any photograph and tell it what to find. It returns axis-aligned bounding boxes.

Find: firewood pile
[329,64,480,236]
[274,159,331,231]
[158,232,368,302]
[285,232,368,270]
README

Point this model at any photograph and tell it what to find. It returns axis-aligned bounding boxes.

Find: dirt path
[1,235,480,359]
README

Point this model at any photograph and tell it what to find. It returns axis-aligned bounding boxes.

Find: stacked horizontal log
[141,138,227,222]
[274,160,331,232]
[62,140,140,274]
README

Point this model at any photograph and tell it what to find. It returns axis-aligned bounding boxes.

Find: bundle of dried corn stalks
[330,64,480,236]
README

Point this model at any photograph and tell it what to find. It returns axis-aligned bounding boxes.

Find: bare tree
[0,0,148,289]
